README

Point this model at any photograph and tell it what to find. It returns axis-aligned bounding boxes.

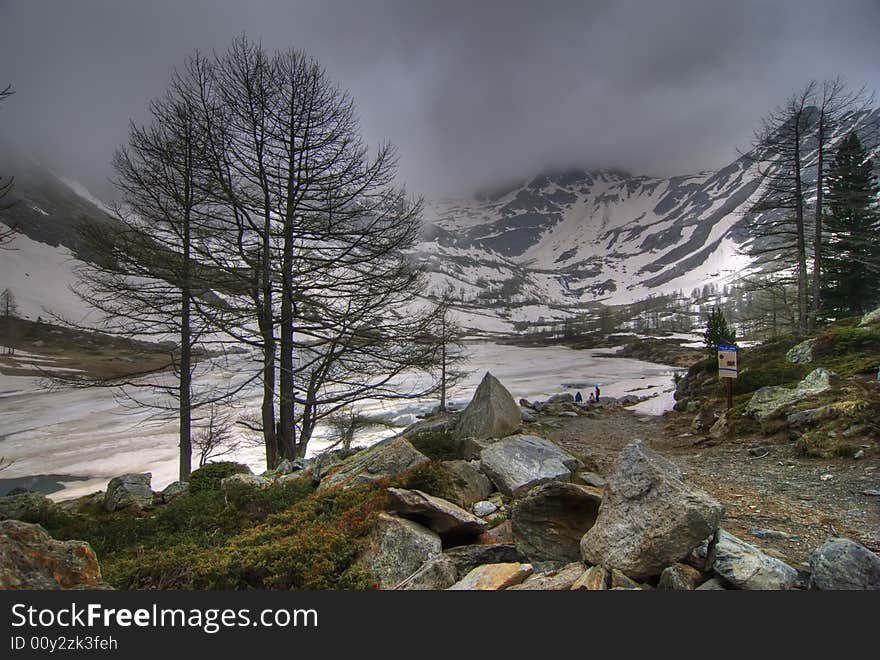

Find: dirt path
[547,406,880,569]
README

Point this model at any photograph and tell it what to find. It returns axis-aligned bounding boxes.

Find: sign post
[717,342,738,410]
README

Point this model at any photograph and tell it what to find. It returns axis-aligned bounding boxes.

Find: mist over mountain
[414,107,880,331]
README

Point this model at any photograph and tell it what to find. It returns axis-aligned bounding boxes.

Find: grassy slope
[682,316,880,451]
[17,461,448,590]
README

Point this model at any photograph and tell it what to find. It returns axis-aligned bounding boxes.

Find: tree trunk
[259,237,278,469]
[810,114,825,330]
[793,120,808,336]
[278,213,295,462]
[179,216,193,482]
[439,316,447,412]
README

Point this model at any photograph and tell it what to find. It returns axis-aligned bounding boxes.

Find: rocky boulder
[431,460,493,509]
[274,458,307,476]
[480,434,581,497]
[318,437,429,491]
[160,481,189,503]
[580,442,722,580]
[454,372,521,441]
[473,500,498,517]
[711,530,797,590]
[361,513,442,589]
[387,488,487,541]
[0,520,110,589]
[221,473,271,495]
[447,562,533,590]
[745,368,839,421]
[511,482,602,563]
[104,473,153,512]
[658,563,704,590]
[809,537,880,590]
[786,338,816,364]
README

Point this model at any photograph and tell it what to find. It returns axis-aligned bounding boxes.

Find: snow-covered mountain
[415,107,880,331]
[2,107,879,333]
[0,139,116,322]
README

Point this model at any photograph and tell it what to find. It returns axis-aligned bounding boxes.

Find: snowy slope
[417,107,880,328]
[3,108,880,335]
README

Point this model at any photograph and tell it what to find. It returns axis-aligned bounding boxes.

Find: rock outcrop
[318,437,429,491]
[809,537,880,590]
[745,368,838,421]
[511,482,602,563]
[785,338,816,364]
[454,372,521,441]
[0,520,110,589]
[580,442,722,580]
[104,473,153,512]
[480,434,581,497]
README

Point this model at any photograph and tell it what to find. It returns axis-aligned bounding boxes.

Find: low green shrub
[188,461,251,494]
[408,429,463,461]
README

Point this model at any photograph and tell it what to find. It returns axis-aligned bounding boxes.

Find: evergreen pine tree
[823,132,880,317]
[704,306,736,354]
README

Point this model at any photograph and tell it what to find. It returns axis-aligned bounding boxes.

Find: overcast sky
[2,0,879,198]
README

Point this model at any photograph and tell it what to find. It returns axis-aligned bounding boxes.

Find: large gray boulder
[160,481,189,504]
[711,530,797,590]
[318,437,429,491]
[480,435,581,497]
[360,513,442,589]
[809,537,880,590]
[387,488,487,541]
[512,482,602,563]
[580,442,722,580]
[454,372,521,441]
[432,460,493,509]
[104,473,153,512]
[745,368,838,421]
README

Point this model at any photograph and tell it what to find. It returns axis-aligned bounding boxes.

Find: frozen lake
[0,342,680,500]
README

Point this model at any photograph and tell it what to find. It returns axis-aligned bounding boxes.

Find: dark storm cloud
[2,0,879,198]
